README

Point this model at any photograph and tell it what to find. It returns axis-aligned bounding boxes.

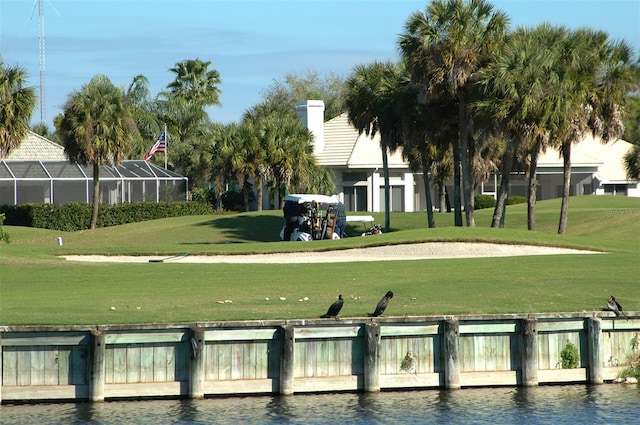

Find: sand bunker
[62,242,600,264]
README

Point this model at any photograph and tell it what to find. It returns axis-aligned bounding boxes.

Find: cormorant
[321,295,344,318]
[369,290,394,317]
[607,295,628,319]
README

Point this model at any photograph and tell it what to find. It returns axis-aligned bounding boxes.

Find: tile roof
[317,113,407,169]
[5,131,66,161]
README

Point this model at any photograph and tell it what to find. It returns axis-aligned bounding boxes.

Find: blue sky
[1,0,639,128]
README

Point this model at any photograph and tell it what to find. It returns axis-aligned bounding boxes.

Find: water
[1,384,639,424]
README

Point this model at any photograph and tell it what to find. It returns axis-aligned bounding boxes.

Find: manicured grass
[1,196,638,325]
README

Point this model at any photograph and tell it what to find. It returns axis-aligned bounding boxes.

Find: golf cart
[280,194,341,241]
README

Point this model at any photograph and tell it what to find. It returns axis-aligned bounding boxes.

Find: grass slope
[1,196,638,325]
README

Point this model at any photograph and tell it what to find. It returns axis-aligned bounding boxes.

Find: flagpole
[164,124,168,170]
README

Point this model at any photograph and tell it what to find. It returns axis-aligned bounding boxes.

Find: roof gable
[5,131,66,161]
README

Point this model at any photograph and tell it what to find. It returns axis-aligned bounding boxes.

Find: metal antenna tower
[38,0,46,123]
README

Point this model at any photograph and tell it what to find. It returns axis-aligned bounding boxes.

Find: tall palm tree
[474,24,562,228]
[166,59,221,107]
[344,61,405,232]
[0,59,37,158]
[399,0,508,227]
[244,105,316,208]
[550,30,638,234]
[57,74,138,229]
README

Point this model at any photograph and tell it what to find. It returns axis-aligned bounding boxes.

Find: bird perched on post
[369,291,394,317]
[321,294,344,318]
[607,295,628,319]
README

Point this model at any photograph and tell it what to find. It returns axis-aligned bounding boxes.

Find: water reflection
[1,384,639,424]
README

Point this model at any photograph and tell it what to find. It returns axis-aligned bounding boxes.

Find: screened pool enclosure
[0,160,188,206]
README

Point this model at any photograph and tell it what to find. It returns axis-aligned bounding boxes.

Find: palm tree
[166,59,221,107]
[124,74,161,159]
[344,61,405,232]
[550,30,639,234]
[244,105,316,208]
[0,59,37,158]
[474,24,562,228]
[399,0,508,227]
[57,74,138,229]
[623,94,640,179]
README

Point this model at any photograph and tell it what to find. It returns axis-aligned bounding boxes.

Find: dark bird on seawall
[321,295,344,318]
[369,291,394,317]
[607,295,628,319]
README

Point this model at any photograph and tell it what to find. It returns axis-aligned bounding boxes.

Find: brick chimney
[295,100,325,154]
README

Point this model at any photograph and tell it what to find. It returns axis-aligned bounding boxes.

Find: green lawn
[1,196,638,325]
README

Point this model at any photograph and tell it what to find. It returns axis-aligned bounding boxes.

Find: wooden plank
[110,346,128,384]
[55,347,69,386]
[294,375,361,392]
[16,347,31,386]
[104,382,186,398]
[460,323,517,334]
[295,326,362,339]
[203,378,276,395]
[601,319,640,330]
[459,335,475,372]
[1,384,89,400]
[126,346,141,383]
[381,325,439,337]
[2,333,90,347]
[30,347,46,385]
[460,371,518,386]
[538,368,587,383]
[105,331,187,345]
[537,321,585,332]
[153,344,167,382]
[2,347,18,386]
[379,372,440,388]
[139,344,154,383]
[70,345,88,385]
[204,329,279,341]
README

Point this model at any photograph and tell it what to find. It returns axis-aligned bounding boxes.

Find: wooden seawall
[1,312,638,403]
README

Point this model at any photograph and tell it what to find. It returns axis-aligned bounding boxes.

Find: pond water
[1,384,639,424]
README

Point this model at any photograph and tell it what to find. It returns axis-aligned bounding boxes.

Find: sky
[1,0,639,129]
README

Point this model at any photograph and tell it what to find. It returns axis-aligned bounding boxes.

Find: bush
[474,194,496,210]
[508,196,527,205]
[560,341,580,369]
[0,201,214,231]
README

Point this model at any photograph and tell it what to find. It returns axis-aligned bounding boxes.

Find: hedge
[0,201,214,231]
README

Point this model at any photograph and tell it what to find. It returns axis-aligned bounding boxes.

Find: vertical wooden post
[521,318,538,387]
[189,326,206,399]
[280,325,295,395]
[364,323,381,392]
[587,317,603,384]
[90,329,106,402]
[443,319,460,390]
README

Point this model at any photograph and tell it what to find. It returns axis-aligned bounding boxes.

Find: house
[0,131,188,206]
[295,100,640,213]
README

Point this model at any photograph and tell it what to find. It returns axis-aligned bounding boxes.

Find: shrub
[474,194,496,210]
[0,213,10,243]
[0,201,214,231]
[618,333,640,383]
[560,341,580,369]
[508,196,527,205]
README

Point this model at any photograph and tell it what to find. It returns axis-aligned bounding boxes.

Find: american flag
[144,131,166,161]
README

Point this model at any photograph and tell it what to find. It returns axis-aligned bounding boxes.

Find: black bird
[369,290,394,317]
[321,295,344,318]
[607,295,628,319]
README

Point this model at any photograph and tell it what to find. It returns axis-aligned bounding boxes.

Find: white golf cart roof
[284,194,339,204]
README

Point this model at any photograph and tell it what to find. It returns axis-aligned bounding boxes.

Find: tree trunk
[382,144,391,232]
[439,184,447,213]
[491,140,516,228]
[452,141,463,227]
[558,141,572,235]
[458,97,474,227]
[90,163,100,230]
[421,150,435,228]
[527,140,541,231]
[256,175,263,211]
